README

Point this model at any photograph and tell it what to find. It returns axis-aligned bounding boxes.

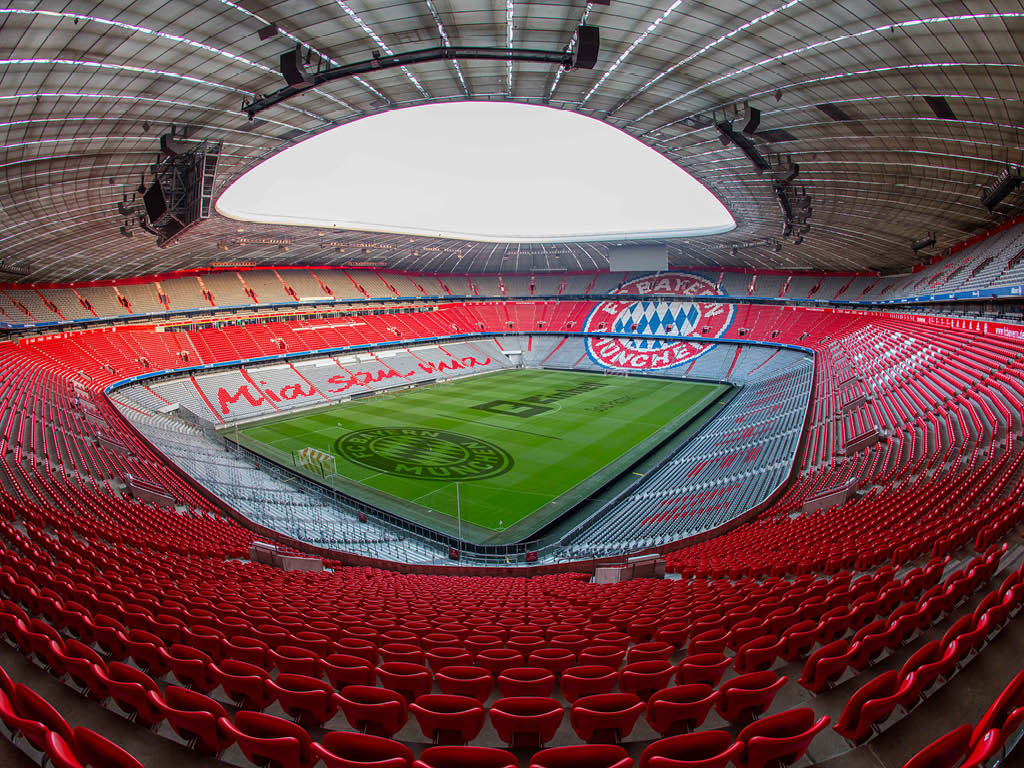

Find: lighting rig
[134,126,222,247]
[980,166,1023,212]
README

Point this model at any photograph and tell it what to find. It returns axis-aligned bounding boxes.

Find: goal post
[294,446,337,478]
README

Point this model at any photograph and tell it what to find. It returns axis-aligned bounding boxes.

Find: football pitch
[234,369,727,543]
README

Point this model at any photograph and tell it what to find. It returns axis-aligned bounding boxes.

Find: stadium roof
[2,0,1023,283]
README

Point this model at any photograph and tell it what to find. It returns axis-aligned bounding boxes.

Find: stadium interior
[3,2,1024,768]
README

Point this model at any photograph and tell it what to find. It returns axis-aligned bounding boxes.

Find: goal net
[294,446,337,477]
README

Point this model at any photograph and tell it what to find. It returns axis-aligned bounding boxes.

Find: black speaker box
[280,47,315,89]
[572,25,600,69]
[742,107,761,135]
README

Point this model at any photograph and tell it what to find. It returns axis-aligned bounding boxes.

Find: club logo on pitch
[337,427,513,480]
[584,273,734,370]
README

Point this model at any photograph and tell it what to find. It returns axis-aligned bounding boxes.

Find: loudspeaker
[742,107,761,135]
[572,25,600,69]
[280,46,315,89]
[159,132,188,157]
[142,179,168,226]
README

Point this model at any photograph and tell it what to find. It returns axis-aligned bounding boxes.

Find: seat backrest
[163,685,228,717]
[415,745,518,768]
[529,743,630,768]
[318,730,414,764]
[638,730,737,768]
[74,727,145,768]
[901,724,972,768]
[13,684,73,743]
[234,710,312,746]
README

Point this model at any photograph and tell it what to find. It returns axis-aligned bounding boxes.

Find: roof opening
[217,101,735,243]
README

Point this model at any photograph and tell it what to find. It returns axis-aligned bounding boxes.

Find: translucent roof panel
[216,102,735,243]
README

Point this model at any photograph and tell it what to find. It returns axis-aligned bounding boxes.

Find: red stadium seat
[93,662,165,728]
[570,693,646,744]
[312,731,414,768]
[435,665,493,702]
[323,653,376,688]
[797,639,849,694]
[529,744,632,768]
[627,642,674,664]
[269,644,321,676]
[477,649,524,678]
[968,667,1024,760]
[834,671,914,744]
[737,707,830,768]
[266,673,340,726]
[714,671,787,726]
[426,648,475,674]
[619,660,676,700]
[409,694,486,745]
[646,684,718,736]
[413,745,519,768]
[218,711,317,768]
[735,635,782,674]
[376,661,433,703]
[638,730,742,768]
[489,696,564,748]
[147,685,234,754]
[210,658,275,710]
[73,726,147,768]
[900,724,971,768]
[337,685,409,737]
[45,731,85,768]
[579,646,628,670]
[675,654,732,687]
[497,667,557,698]
[561,665,619,703]
[159,643,217,693]
[0,684,73,753]
[528,648,576,678]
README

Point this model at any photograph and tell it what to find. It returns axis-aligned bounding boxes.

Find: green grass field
[236,369,723,542]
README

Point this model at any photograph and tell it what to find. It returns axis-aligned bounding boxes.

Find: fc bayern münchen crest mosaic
[583,273,735,370]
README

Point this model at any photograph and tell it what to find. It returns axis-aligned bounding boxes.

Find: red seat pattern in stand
[1,295,1024,768]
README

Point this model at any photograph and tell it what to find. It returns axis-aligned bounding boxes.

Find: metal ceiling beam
[242,45,575,118]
